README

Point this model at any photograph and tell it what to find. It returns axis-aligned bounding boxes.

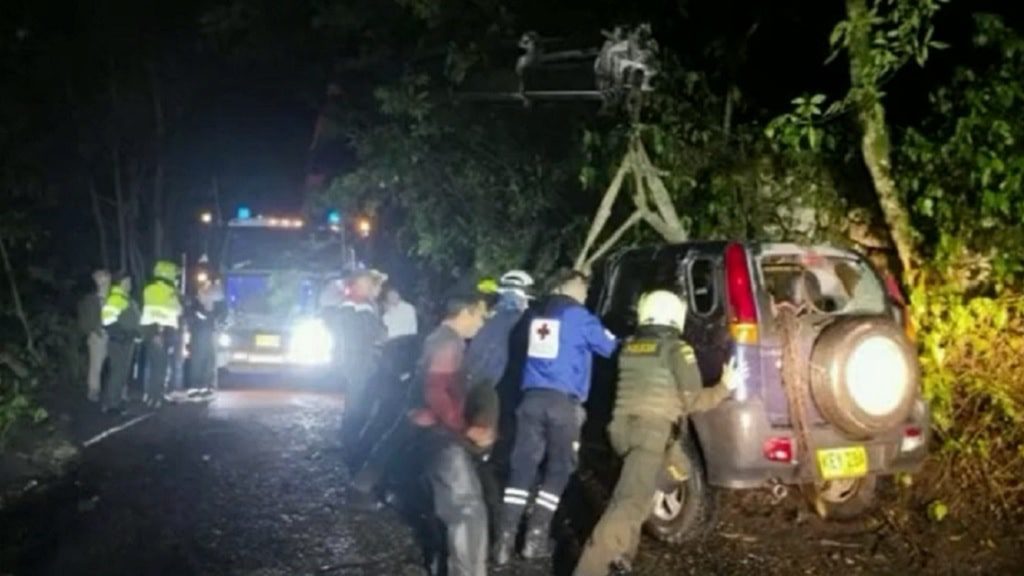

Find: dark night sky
[6,0,1024,277]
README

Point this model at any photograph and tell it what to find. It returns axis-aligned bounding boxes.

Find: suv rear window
[758,253,886,316]
[601,253,683,334]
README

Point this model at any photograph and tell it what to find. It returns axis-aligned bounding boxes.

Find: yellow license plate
[254,334,281,349]
[816,446,869,480]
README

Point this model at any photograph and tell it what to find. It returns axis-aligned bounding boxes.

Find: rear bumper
[691,399,930,489]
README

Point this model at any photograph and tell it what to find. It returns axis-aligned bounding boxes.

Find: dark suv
[587,241,929,542]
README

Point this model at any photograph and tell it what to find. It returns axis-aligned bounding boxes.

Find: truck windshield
[758,253,886,316]
[224,228,344,271]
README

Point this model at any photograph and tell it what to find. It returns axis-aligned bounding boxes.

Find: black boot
[521,527,554,560]
[492,529,516,566]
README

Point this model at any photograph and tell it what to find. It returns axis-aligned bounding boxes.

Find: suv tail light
[763,436,795,463]
[725,243,759,344]
[900,426,925,452]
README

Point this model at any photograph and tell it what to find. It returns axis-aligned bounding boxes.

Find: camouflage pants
[574,416,676,576]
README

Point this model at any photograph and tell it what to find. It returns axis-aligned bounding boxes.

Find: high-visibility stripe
[503,496,528,506]
[535,498,559,512]
[537,491,560,506]
[504,488,530,498]
[141,306,180,328]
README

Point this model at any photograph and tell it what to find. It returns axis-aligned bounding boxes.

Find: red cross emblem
[537,323,551,340]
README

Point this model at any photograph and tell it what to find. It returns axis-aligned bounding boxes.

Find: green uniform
[574,326,729,576]
[102,286,140,411]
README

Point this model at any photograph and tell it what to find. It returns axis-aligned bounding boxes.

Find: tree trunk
[128,164,146,285]
[89,178,110,270]
[722,85,735,139]
[112,145,128,272]
[846,0,916,278]
[0,236,37,359]
[149,64,166,261]
[109,69,128,272]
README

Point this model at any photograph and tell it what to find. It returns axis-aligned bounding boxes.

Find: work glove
[720,355,749,392]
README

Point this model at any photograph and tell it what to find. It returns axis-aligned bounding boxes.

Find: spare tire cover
[809,317,919,438]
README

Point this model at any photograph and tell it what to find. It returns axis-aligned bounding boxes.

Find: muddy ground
[0,386,1020,576]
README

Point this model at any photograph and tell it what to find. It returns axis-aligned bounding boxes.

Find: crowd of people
[76,261,742,576]
[76,261,223,415]
[333,267,743,576]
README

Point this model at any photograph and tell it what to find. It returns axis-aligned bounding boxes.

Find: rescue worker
[186,278,224,397]
[141,260,183,407]
[78,269,111,403]
[464,270,534,390]
[463,270,534,542]
[573,290,742,576]
[407,284,494,576]
[101,272,140,415]
[495,269,618,564]
[327,268,388,460]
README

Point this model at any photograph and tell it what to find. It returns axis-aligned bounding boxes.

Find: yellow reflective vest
[141,279,182,329]
[102,287,131,327]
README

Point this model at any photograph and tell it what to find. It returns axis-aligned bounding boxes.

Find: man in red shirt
[410,286,494,576]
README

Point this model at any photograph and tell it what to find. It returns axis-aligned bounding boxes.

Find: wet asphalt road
[2,386,1021,576]
[2,389,440,576]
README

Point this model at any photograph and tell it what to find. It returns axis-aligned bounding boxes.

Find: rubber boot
[492,529,516,566]
[521,527,554,560]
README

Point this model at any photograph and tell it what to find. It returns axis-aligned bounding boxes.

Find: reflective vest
[141,279,182,328]
[102,287,132,327]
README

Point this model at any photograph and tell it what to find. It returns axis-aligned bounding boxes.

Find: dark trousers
[189,336,216,390]
[342,372,374,459]
[427,433,488,576]
[350,418,421,494]
[145,330,171,401]
[501,389,585,535]
[103,340,135,411]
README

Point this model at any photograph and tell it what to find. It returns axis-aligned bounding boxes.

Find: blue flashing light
[237,206,252,220]
[327,209,341,225]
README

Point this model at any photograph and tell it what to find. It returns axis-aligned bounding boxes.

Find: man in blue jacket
[494,269,618,564]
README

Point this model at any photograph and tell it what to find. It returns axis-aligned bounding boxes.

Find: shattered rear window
[758,252,886,316]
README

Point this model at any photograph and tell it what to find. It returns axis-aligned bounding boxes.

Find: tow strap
[776,304,821,483]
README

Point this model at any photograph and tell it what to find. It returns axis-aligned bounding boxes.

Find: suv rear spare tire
[809,317,919,438]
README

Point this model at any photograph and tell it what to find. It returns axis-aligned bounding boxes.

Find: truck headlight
[217,333,232,348]
[289,319,333,364]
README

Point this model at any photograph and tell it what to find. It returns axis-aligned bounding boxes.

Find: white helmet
[637,290,688,331]
[499,270,534,292]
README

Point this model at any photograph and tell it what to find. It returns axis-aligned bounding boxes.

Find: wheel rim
[818,478,860,503]
[651,485,687,521]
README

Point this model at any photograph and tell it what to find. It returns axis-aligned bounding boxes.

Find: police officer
[141,260,183,407]
[573,290,742,576]
[101,272,140,414]
[495,269,618,564]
